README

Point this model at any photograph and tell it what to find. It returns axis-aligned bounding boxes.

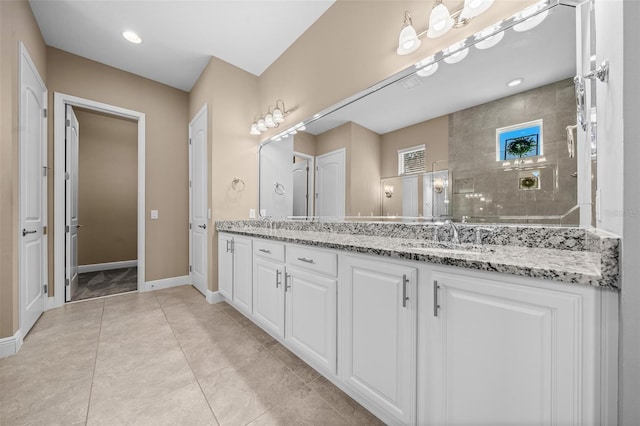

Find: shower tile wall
[449,78,577,224]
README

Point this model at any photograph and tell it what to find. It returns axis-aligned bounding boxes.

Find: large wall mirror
[259,1,590,225]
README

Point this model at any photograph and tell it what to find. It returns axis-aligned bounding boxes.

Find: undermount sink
[399,241,496,254]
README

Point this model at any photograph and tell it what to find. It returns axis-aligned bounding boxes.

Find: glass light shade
[257,118,267,132]
[460,0,494,20]
[514,9,549,32]
[444,47,469,64]
[297,124,306,131]
[475,30,504,49]
[427,3,454,39]
[273,108,284,123]
[265,113,275,128]
[250,123,261,136]
[397,24,421,55]
[416,61,439,77]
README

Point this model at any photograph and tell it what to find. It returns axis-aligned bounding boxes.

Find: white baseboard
[45,296,62,311]
[78,260,138,274]
[143,275,190,292]
[206,289,225,304]
[0,329,23,359]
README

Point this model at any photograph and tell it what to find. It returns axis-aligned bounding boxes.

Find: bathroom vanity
[216,220,619,425]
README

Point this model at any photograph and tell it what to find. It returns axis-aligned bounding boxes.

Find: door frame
[314,148,346,217]
[18,42,48,339]
[188,103,208,296]
[293,151,315,217]
[52,92,146,308]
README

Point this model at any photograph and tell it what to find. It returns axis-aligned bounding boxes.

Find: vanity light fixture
[474,24,504,50]
[384,185,394,198]
[249,99,289,136]
[507,77,524,87]
[396,0,494,56]
[415,56,439,77]
[122,30,142,44]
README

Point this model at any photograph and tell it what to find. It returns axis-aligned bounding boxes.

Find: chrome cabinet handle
[276,270,282,288]
[433,280,440,317]
[285,273,291,292]
[259,248,271,254]
[226,240,231,252]
[297,257,314,264]
[22,229,37,237]
[198,224,206,229]
[402,274,409,308]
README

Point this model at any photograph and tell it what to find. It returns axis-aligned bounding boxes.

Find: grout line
[84,299,106,425]
[155,291,221,425]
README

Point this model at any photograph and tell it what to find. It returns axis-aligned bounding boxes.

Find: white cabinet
[285,264,337,375]
[424,269,602,426]
[253,242,285,339]
[217,233,252,316]
[340,255,417,425]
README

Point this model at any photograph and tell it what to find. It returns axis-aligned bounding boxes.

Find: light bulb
[427,2,454,38]
[265,113,275,128]
[257,119,267,132]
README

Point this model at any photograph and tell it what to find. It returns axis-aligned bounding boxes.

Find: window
[398,145,426,175]
[496,119,543,161]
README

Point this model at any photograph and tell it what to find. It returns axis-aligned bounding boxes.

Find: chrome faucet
[444,220,461,244]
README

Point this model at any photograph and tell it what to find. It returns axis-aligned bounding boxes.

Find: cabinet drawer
[287,244,337,277]
[253,239,285,262]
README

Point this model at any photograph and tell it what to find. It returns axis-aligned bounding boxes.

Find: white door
[232,236,253,316]
[217,234,233,300]
[315,149,345,217]
[189,106,208,296]
[292,158,309,216]
[253,258,285,339]
[340,256,417,425]
[429,271,584,425]
[65,106,79,302]
[285,266,337,374]
[19,43,47,334]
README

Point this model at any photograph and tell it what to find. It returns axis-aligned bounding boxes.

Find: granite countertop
[216,221,620,290]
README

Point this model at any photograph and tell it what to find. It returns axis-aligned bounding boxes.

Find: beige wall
[47,47,190,288]
[189,56,259,292]
[75,109,137,266]
[350,123,381,216]
[0,0,47,338]
[293,131,317,157]
[257,0,537,143]
[380,115,449,178]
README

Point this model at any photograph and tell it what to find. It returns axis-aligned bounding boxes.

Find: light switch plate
[208,208,212,220]
[249,209,256,218]
[150,210,159,220]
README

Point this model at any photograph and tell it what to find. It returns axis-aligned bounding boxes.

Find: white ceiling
[305,5,576,136]
[29,0,335,91]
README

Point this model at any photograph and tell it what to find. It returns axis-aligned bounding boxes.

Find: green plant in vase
[506,136,537,167]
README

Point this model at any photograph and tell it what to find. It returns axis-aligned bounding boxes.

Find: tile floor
[0,286,384,425]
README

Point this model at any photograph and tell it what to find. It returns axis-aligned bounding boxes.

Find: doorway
[292,152,314,217]
[53,93,145,307]
[315,148,346,217]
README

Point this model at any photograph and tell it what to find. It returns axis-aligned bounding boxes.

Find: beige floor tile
[308,376,384,425]
[87,381,218,426]
[269,343,321,384]
[219,303,253,327]
[199,350,309,425]
[242,322,278,348]
[247,387,349,426]
[154,285,206,308]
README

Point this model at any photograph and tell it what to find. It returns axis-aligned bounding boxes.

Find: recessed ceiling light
[122,31,142,44]
[507,78,524,87]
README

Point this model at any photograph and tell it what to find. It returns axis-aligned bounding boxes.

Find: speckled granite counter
[216,221,620,290]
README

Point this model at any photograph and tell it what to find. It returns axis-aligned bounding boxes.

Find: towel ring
[274,182,285,195]
[231,177,245,192]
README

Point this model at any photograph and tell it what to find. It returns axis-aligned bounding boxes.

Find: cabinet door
[217,234,233,300]
[285,266,337,375]
[232,236,253,316]
[340,255,417,425]
[429,271,584,426]
[253,257,285,339]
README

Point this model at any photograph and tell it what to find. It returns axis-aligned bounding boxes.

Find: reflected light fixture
[396,0,494,55]
[474,24,504,50]
[122,30,142,44]
[443,42,469,64]
[384,185,394,198]
[415,56,439,77]
[249,100,289,136]
[513,2,549,32]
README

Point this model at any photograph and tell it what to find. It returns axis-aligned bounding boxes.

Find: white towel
[566,125,577,158]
